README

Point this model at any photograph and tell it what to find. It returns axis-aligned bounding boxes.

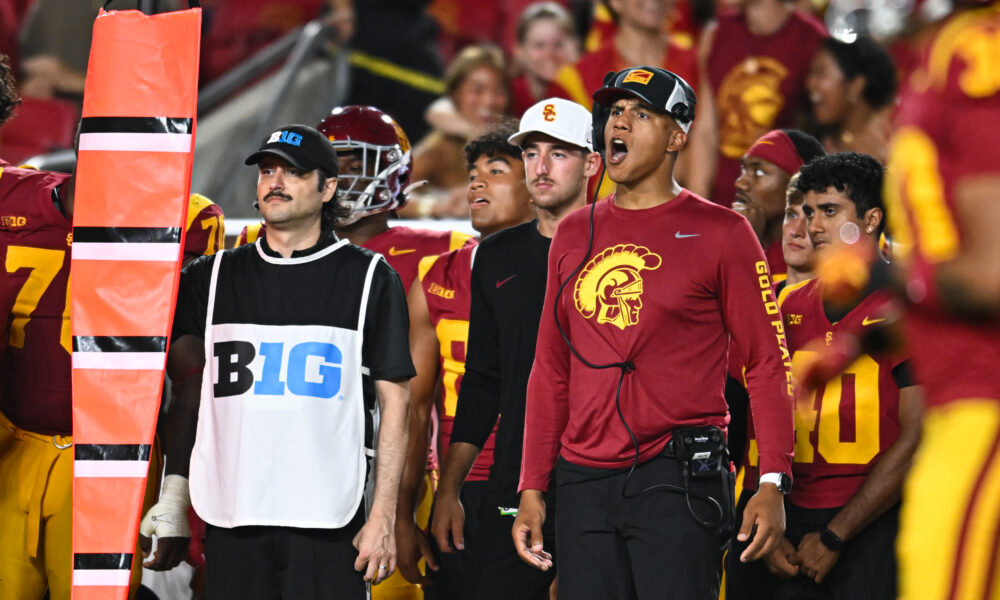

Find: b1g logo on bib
[210,323,354,400]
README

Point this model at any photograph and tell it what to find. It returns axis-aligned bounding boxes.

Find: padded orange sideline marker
[70,7,200,599]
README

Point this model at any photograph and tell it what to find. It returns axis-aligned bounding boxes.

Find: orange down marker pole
[70,8,201,599]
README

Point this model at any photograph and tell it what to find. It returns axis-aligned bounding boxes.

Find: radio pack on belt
[668,426,728,480]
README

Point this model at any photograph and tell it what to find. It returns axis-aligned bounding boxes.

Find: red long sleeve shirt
[519,191,794,492]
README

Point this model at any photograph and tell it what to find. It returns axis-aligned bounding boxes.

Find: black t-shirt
[172,233,415,382]
[451,220,551,505]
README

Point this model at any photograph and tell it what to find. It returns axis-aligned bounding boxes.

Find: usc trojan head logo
[717,57,789,159]
[542,104,557,121]
[574,244,662,330]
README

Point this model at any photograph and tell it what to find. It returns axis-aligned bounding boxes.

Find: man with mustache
[142,124,414,599]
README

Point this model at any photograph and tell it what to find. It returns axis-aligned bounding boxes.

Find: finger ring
[378,564,387,570]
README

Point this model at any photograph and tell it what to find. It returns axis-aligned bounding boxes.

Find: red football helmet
[316,105,413,224]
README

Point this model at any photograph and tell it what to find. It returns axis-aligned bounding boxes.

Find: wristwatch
[759,472,792,494]
[820,527,844,552]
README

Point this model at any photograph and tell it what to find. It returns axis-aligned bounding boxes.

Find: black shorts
[556,452,734,600]
[204,508,366,600]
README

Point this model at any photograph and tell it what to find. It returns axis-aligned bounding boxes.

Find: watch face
[778,474,792,494]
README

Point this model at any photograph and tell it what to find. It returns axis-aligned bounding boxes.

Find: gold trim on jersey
[777,278,811,307]
[448,230,474,252]
[417,254,438,282]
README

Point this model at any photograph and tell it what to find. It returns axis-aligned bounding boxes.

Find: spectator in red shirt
[692,0,827,207]
[547,0,704,197]
[805,35,897,164]
[409,45,510,219]
[510,2,581,116]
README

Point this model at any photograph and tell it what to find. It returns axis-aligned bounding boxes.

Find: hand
[353,511,396,584]
[737,483,786,563]
[139,474,192,570]
[394,517,438,585]
[511,490,552,571]
[816,243,876,310]
[139,535,190,571]
[763,536,799,578]
[430,488,465,553]
[796,531,839,583]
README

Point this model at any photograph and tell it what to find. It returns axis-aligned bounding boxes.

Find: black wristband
[819,527,843,552]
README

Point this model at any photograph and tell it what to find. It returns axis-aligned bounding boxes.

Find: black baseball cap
[245,124,340,176]
[592,66,697,133]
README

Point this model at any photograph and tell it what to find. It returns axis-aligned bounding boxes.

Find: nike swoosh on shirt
[675,231,700,238]
[389,247,416,255]
[496,275,516,288]
[862,316,886,326]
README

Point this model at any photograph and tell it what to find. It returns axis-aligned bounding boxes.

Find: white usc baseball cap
[508,97,594,152]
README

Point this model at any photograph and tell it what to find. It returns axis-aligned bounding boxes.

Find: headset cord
[615,369,726,530]
[551,166,725,531]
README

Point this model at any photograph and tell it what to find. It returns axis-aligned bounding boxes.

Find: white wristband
[759,472,790,494]
[759,472,783,486]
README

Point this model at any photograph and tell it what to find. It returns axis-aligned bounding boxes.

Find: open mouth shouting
[608,137,629,165]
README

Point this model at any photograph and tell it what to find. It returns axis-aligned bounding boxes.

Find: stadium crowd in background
[3,0,1000,599]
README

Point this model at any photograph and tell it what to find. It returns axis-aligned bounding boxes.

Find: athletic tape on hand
[139,474,192,538]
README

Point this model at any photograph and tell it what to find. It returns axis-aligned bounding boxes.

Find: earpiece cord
[552,165,631,373]
[550,162,724,530]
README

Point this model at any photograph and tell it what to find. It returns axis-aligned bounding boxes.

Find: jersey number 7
[5,245,71,354]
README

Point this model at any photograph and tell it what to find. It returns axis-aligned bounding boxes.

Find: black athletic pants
[727,490,899,600]
[204,508,366,600]
[426,481,556,600]
[556,452,734,600]
[426,480,488,600]
[726,487,776,600]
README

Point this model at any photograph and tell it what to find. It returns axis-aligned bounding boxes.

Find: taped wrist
[139,474,192,538]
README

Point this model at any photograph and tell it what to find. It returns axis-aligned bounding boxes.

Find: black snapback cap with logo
[592,66,697,133]
[245,124,340,176]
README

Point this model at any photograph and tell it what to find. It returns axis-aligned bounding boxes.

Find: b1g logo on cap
[623,69,654,85]
[268,130,303,146]
[543,104,557,122]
